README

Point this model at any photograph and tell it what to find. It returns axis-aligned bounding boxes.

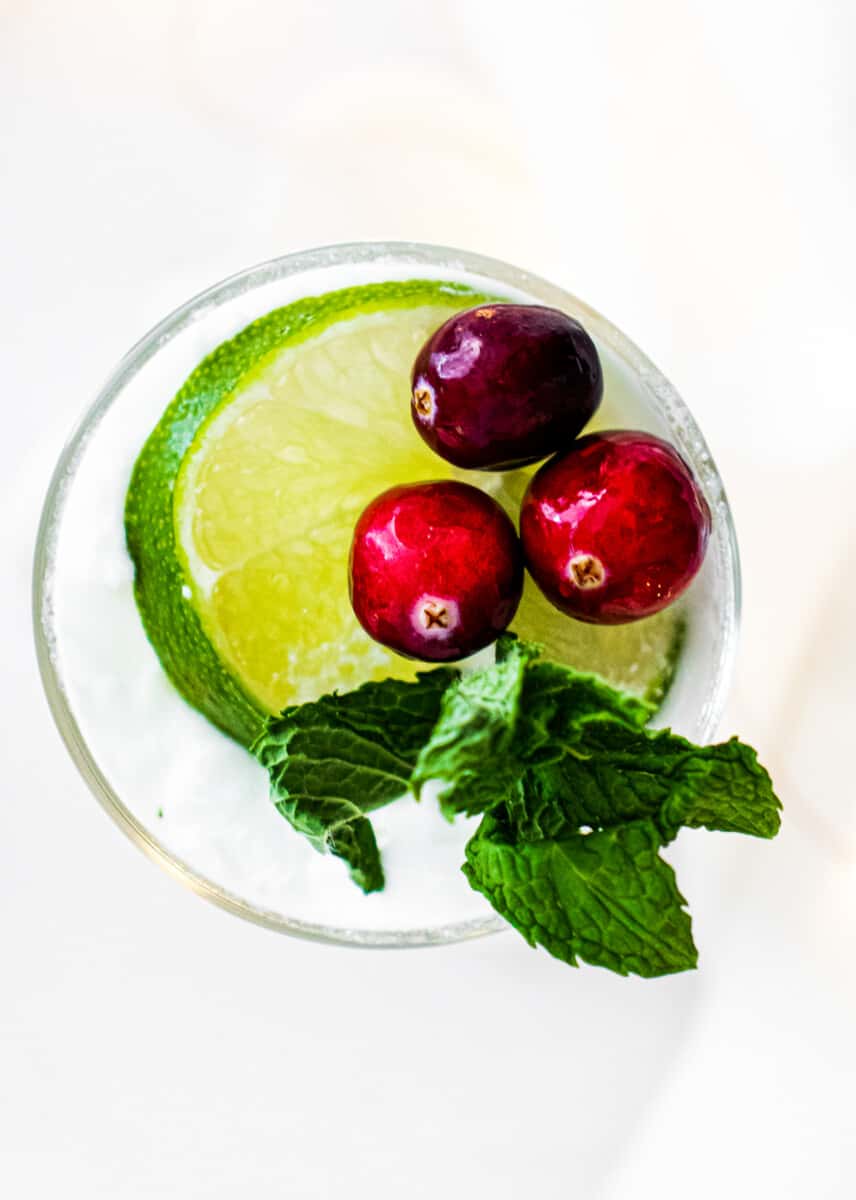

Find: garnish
[520,432,712,624]
[410,303,602,469]
[349,480,523,662]
[126,281,768,974]
[254,636,780,973]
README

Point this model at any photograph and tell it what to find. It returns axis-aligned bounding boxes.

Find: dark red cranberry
[411,303,602,470]
[520,431,711,624]
[349,481,523,661]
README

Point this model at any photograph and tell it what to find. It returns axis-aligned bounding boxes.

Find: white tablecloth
[3,2,855,1195]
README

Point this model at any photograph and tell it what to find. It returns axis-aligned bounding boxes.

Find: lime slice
[514,580,684,706]
[126,279,685,748]
[174,301,482,717]
[125,281,493,745]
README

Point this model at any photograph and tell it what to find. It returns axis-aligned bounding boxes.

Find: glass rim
[32,240,742,949]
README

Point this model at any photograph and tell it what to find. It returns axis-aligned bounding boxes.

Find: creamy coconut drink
[35,244,779,969]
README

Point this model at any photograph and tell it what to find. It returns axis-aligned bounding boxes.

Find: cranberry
[349,481,523,661]
[411,304,602,470]
[520,431,711,624]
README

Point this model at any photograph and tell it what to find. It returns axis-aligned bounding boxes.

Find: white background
[3,1,855,1196]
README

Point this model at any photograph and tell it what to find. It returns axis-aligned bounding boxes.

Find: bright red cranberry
[411,304,602,470]
[349,481,523,661]
[520,432,711,624]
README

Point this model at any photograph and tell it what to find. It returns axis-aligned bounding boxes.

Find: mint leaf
[412,636,650,820]
[413,638,780,846]
[515,658,653,756]
[656,735,781,839]
[412,635,537,819]
[464,814,697,977]
[539,720,782,842]
[504,722,780,845]
[252,669,457,892]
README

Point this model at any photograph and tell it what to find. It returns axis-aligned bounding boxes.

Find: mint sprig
[415,635,779,844]
[252,669,456,892]
[413,636,779,973]
[253,636,780,975]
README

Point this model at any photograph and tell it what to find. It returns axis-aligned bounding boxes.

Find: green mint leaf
[464,815,697,977]
[413,636,652,820]
[252,669,457,892]
[655,734,782,840]
[412,635,537,819]
[326,816,386,895]
[512,719,781,844]
[517,658,653,752]
[413,638,780,847]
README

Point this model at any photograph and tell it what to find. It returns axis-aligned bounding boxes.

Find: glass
[33,242,741,947]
